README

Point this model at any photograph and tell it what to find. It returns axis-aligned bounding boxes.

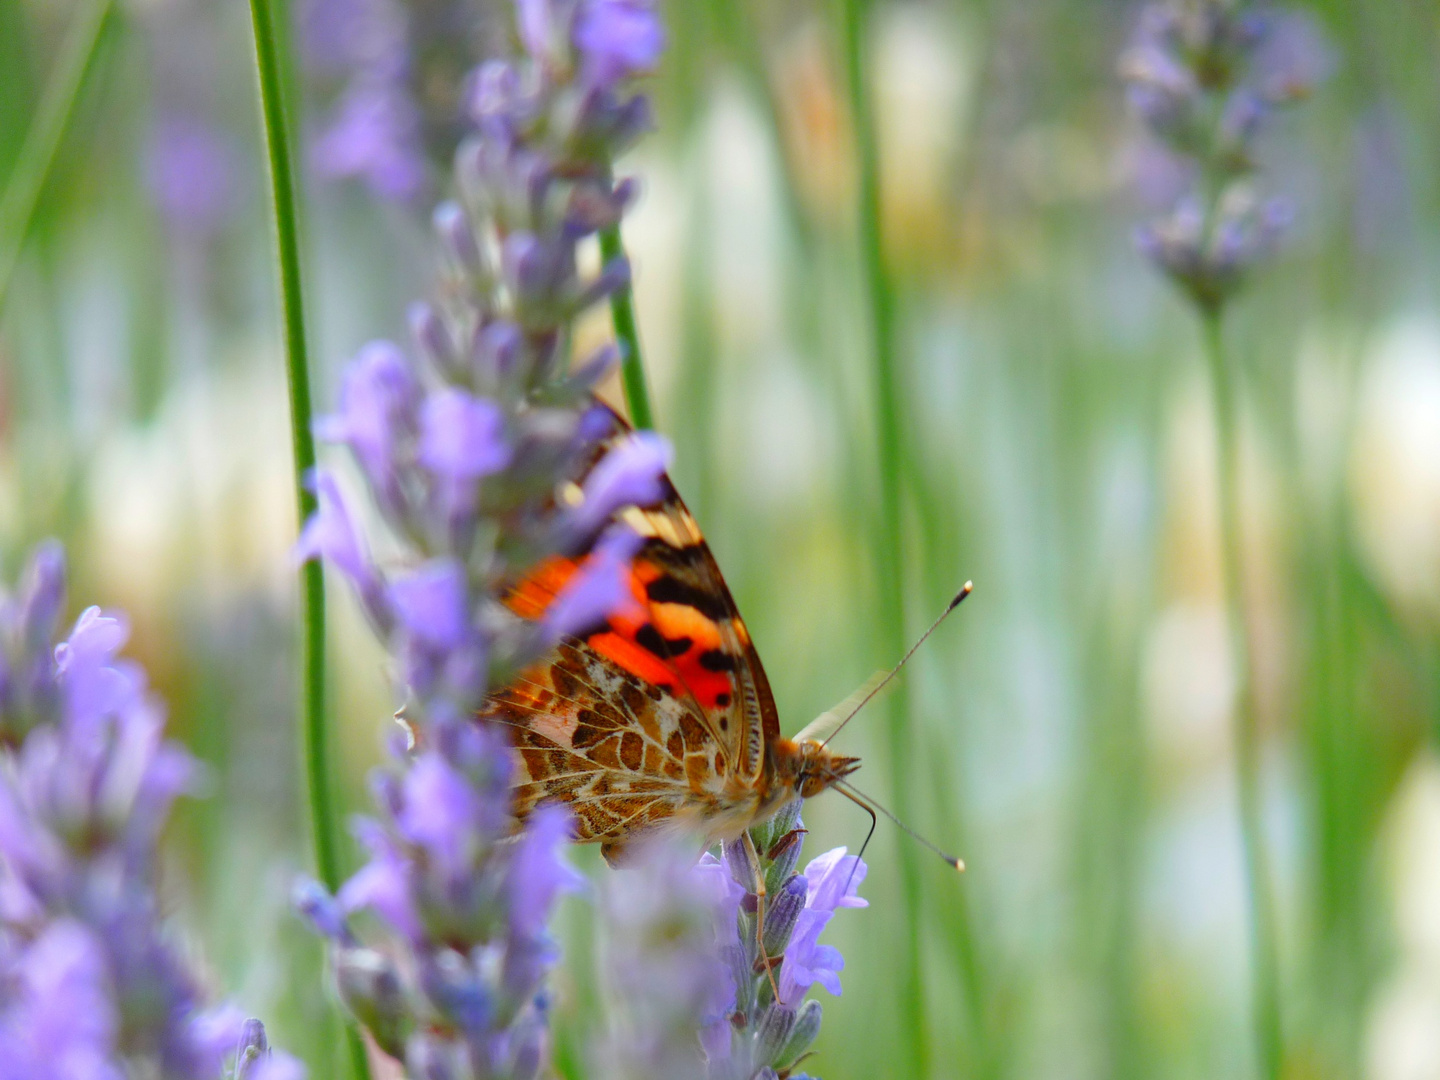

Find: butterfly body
[481,405,859,863]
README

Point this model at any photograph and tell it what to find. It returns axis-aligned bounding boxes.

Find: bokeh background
[2,1,1438,1078]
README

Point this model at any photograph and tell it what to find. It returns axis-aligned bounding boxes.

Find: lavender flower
[595,839,738,1080]
[295,0,669,1074]
[297,0,495,202]
[593,806,865,1080]
[144,114,247,237]
[707,803,865,1080]
[135,0,250,240]
[298,0,663,203]
[0,545,299,1079]
[297,0,669,713]
[299,0,430,201]
[1121,1,1330,310]
[298,731,582,1075]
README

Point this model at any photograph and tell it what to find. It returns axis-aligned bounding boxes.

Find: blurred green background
[2,1,1439,1078]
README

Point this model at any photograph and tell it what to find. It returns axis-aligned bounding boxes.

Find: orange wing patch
[506,556,580,619]
[501,544,737,718]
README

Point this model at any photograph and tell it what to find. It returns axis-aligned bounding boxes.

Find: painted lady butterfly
[483,405,866,865]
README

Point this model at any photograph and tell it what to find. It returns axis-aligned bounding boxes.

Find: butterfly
[481,404,871,865]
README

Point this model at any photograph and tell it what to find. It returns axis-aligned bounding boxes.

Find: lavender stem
[246,1,369,1076]
[1202,308,1284,1080]
[601,222,655,429]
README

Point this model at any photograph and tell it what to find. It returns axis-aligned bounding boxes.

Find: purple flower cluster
[1120,1,1330,310]
[136,0,250,241]
[595,841,740,1080]
[295,1,669,1075]
[297,729,582,1076]
[299,0,665,204]
[296,0,671,719]
[595,805,866,1080]
[301,0,429,201]
[707,803,867,1080]
[0,544,299,1080]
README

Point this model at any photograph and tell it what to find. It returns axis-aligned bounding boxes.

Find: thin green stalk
[1202,309,1283,1080]
[246,2,369,1077]
[839,0,927,1072]
[600,223,655,430]
[0,0,113,310]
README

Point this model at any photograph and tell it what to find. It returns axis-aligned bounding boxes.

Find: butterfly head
[780,738,860,800]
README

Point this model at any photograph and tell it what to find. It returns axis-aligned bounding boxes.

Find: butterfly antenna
[835,779,965,872]
[819,582,972,750]
[832,784,879,898]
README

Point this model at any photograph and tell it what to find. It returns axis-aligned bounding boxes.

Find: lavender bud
[475,319,524,383]
[1217,89,1267,161]
[760,875,808,957]
[407,1035,462,1080]
[419,948,492,1035]
[467,60,523,128]
[503,232,569,320]
[569,344,621,391]
[369,768,406,822]
[433,202,483,278]
[293,878,353,945]
[772,798,804,840]
[335,947,409,1059]
[389,560,472,652]
[775,999,823,1072]
[574,256,631,315]
[313,342,419,507]
[764,827,806,892]
[410,302,457,377]
[754,1003,797,1069]
[722,941,755,1018]
[571,90,653,156]
[723,836,760,893]
[233,1018,269,1080]
[17,540,65,654]
[564,181,627,235]
[1253,11,1333,103]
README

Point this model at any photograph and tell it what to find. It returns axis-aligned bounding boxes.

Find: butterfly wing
[481,406,780,852]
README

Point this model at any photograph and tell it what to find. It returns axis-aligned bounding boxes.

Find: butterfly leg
[741,831,782,1004]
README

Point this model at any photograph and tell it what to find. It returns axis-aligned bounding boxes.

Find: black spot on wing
[643,570,732,621]
[698,649,736,672]
[635,623,693,659]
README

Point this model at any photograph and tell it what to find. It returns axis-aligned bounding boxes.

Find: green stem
[0,0,113,311]
[1202,309,1283,1080]
[839,0,927,1072]
[247,2,369,1076]
[600,223,655,431]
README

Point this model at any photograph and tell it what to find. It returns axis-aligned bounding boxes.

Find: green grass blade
[839,0,928,1072]
[0,0,114,310]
